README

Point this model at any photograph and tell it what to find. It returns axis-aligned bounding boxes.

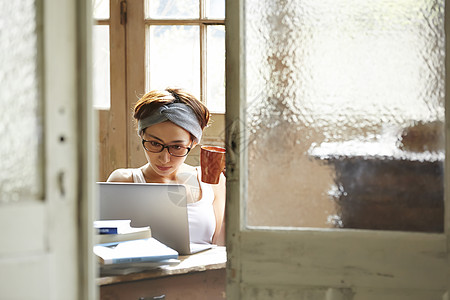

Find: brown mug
[200,146,226,184]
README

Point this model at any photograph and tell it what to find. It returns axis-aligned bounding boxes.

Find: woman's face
[141,121,194,179]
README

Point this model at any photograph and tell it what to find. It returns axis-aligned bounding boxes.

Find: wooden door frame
[225,0,246,298]
[45,0,96,298]
[77,0,97,298]
[445,0,450,296]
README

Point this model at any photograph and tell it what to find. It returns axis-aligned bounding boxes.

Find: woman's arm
[212,172,226,245]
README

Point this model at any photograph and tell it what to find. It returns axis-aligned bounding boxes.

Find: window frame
[144,0,225,112]
[95,0,226,181]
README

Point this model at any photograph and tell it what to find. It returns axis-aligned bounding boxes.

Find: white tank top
[131,168,216,244]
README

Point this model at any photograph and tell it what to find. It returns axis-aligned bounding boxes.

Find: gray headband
[138,103,202,142]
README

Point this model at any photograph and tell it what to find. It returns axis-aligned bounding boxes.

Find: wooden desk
[98,246,226,300]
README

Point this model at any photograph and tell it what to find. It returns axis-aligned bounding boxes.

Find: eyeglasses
[141,139,192,157]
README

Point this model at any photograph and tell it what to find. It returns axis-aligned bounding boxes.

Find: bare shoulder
[106,168,134,182]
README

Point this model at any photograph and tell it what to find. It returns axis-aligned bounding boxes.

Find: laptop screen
[97,182,191,254]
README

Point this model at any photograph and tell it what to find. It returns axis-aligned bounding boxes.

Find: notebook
[97,182,212,255]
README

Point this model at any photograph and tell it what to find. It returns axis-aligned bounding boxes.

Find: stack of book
[94,220,179,275]
[94,219,152,244]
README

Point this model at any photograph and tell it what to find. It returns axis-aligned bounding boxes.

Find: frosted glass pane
[207,25,225,113]
[0,1,42,203]
[93,0,109,19]
[245,0,444,232]
[146,25,200,99]
[92,25,111,110]
[146,0,198,19]
[206,0,225,19]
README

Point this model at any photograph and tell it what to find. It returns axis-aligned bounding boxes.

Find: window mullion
[200,24,207,105]
[200,0,207,105]
[200,0,205,18]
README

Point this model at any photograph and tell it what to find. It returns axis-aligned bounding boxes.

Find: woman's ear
[138,128,145,138]
[190,135,199,148]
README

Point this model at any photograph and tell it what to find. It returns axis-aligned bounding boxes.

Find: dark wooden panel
[100,269,226,300]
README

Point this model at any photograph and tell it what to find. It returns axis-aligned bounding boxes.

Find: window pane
[146,0,199,19]
[206,0,225,19]
[245,0,444,232]
[0,1,42,203]
[92,0,109,19]
[146,26,200,99]
[92,25,111,110]
[207,25,225,113]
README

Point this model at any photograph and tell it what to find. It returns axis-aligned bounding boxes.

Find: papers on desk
[93,220,179,275]
[99,259,181,276]
[94,238,179,265]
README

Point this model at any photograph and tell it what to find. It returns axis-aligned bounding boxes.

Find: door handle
[138,295,165,300]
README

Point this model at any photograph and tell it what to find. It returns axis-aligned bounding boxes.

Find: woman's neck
[141,163,185,183]
[141,164,202,203]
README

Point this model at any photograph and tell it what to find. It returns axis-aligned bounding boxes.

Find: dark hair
[133,88,210,131]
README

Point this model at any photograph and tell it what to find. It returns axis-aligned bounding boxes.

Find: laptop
[97,182,212,255]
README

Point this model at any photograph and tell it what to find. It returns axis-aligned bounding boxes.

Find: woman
[107,88,226,245]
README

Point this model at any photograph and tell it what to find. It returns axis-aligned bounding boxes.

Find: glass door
[226,0,448,298]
